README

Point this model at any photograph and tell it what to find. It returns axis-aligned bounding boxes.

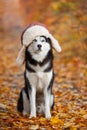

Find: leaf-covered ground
[0,0,87,129]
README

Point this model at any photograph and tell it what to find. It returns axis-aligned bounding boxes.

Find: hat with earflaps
[16,23,62,66]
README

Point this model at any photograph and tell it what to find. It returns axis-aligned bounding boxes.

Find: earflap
[16,45,26,66]
[50,34,62,53]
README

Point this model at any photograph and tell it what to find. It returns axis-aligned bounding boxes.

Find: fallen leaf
[29,125,39,130]
[50,116,64,126]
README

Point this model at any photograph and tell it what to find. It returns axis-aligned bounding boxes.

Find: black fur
[17,89,23,112]
[26,61,36,72]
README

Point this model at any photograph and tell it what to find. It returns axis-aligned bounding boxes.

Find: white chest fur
[26,69,53,91]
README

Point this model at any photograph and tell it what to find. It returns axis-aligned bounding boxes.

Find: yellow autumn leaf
[70,127,78,130]
[39,117,46,125]
[70,125,80,130]
[79,109,86,115]
[83,114,87,119]
[50,116,64,125]
[79,123,86,127]
[13,122,18,126]
[51,2,62,12]
[0,112,7,116]
[63,122,73,128]
[29,125,39,130]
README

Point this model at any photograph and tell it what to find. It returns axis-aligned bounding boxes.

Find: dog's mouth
[38,48,42,52]
[35,48,42,53]
[38,48,42,51]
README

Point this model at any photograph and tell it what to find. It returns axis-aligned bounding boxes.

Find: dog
[17,36,54,119]
[16,24,61,119]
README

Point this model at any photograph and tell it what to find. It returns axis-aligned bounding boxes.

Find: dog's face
[27,36,51,55]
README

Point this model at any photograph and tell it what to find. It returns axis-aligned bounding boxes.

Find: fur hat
[16,24,61,66]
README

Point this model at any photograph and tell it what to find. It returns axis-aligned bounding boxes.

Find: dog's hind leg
[22,89,30,115]
[17,90,23,113]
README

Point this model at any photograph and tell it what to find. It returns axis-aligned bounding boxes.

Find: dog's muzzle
[37,44,42,51]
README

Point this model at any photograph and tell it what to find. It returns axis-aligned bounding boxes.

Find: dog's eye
[33,39,37,43]
[41,38,46,42]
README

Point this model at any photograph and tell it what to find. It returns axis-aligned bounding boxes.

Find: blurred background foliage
[0,0,87,61]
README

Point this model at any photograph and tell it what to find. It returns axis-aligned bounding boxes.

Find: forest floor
[0,0,87,129]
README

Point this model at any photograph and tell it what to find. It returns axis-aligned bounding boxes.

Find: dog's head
[26,36,52,62]
[16,24,62,66]
[28,36,51,54]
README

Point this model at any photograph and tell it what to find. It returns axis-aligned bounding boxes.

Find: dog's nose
[37,44,42,49]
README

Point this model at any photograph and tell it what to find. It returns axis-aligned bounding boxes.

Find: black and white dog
[17,24,61,119]
[17,36,54,119]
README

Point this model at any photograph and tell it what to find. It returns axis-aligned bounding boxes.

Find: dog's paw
[45,113,51,119]
[29,113,36,118]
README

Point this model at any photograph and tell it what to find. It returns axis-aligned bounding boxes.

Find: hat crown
[22,25,50,46]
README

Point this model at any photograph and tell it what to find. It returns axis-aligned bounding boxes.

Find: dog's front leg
[44,89,51,119]
[29,87,36,118]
